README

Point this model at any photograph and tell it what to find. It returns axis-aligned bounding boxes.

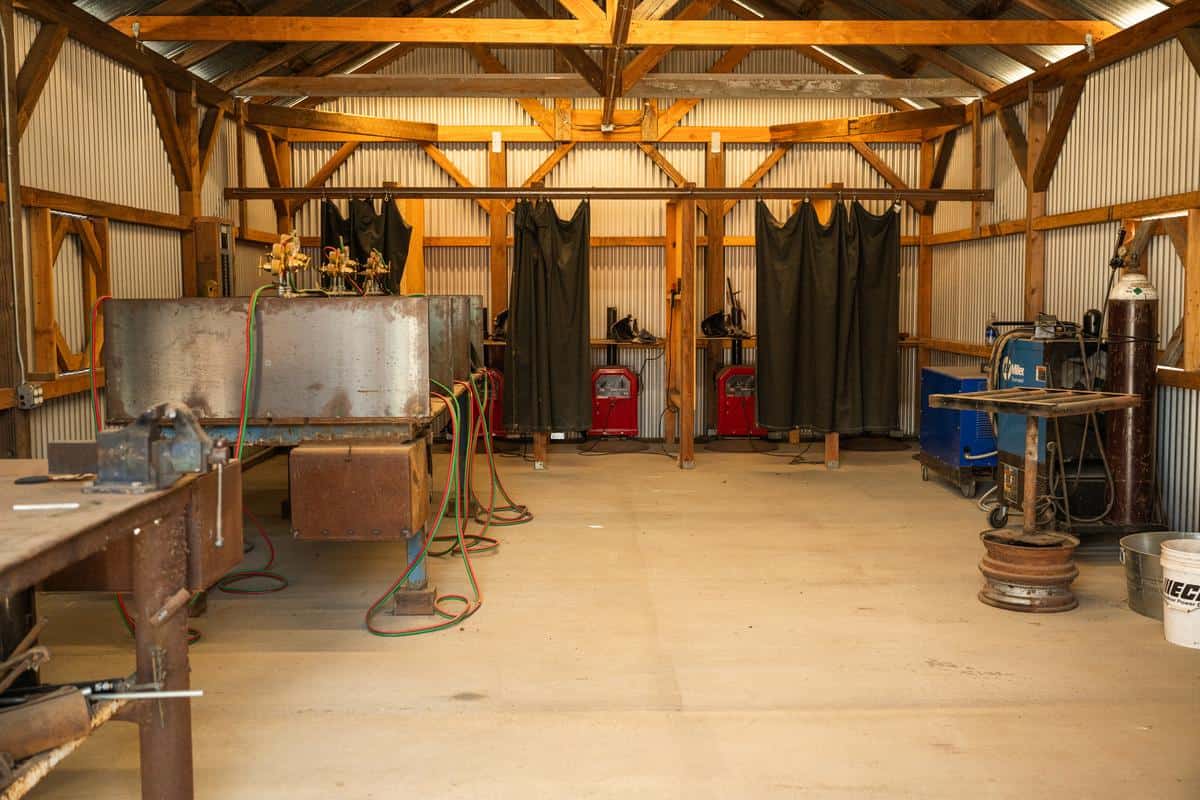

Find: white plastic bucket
[1160,539,1200,649]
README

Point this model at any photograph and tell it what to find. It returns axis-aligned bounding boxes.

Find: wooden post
[28,207,55,378]
[235,101,248,237]
[824,431,840,470]
[703,145,724,435]
[177,87,201,297]
[401,197,425,295]
[970,100,982,237]
[193,218,222,297]
[679,195,697,469]
[1186,208,1200,371]
[1024,92,1047,320]
[663,200,682,447]
[488,143,508,316]
[273,137,292,236]
[532,431,549,469]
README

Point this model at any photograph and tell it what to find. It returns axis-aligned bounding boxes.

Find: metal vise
[88,403,226,494]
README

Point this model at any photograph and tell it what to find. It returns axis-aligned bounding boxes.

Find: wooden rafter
[174,0,313,68]
[658,46,753,135]
[602,0,636,126]
[112,16,1115,47]
[849,140,925,214]
[502,142,576,212]
[557,0,606,21]
[254,129,291,221]
[996,105,1029,186]
[507,0,606,94]
[142,74,193,190]
[462,46,557,136]
[420,144,491,214]
[621,0,720,94]
[15,22,67,139]
[889,0,1050,72]
[923,128,958,214]
[637,143,690,188]
[197,106,226,186]
[1030,77,1084,192]
[246,103,437,141]
[1178,28,1200,76]
[721,145,790,216]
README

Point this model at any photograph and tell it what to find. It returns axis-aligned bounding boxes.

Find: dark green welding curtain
[503,199,591,433]
[320,199,411,293]
[754,200,900,434]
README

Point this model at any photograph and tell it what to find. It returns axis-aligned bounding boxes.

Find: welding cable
[466,373,533,526]
[89,294,114,433]
[235,285,274,461]
[114,594,203,646]
[430,379,499,556]
[364,385,482,637]
[216,509,289,595]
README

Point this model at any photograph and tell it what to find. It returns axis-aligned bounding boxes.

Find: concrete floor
[33,446,1200,798]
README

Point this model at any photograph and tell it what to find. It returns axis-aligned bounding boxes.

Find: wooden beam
[1024,91,1047,320]
[245,103,436,142]
[601,0,634,126]
[254,129,290,223]
[0,1,29,456]
[142,74,192,191]
[197,106,226,186]
[172,0,312,68]
[246,72,990,100]
[15,0,227,107]
[420,143,491,215]
[556,0,606,20]
[924,128,957,214]
[14,22,67,139]
[1179,28,1200,77]
[461,46,557,135]
[19,186,192,230]
[502,142,575,212]
[722,144,790,217]
[1030,78,1084,192]
[1186,208,1200,371]
[770,105,967,142]
[996,105,1029,188]
[989,3,1200,109]
[289,141,359,216]
[401,197,426,294]
[115,16,1115,46]
[620,0,720,94]
[488,145,508,317]
[850,141,924,215]
[637,143,690,188]
[663,199,681,447]
[216,43,312,92]
[970,100,982,236]
[28,206,55,378]
[507,0,606,95]
[657,45,753,134]
[633,0,682,20]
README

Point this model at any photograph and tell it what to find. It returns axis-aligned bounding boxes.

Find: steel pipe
[224,186,992,202]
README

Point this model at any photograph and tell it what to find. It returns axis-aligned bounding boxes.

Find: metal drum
[1120,531,1200,620]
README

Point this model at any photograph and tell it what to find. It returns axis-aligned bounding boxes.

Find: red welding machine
[589,366,639,438]
[716,365,766,437]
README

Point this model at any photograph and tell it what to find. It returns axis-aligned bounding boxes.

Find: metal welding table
[0,460,234,800]
[928,388,1140,539]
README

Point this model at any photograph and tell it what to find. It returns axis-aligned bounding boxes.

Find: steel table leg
[132,512,194,800]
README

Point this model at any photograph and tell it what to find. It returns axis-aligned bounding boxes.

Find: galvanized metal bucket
[1120,532,1200,620]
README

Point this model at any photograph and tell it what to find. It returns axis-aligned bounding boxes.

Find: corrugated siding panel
[899,245,919,337]
[201,117,239,220]
[982,110,1027,226]
[930,234,1024,343]
[426,247,488,299]
[1048,39,1200,215]
[29,393,100,459]
[1045,222,1182,343]
[545,143,673,237]
[1159,385,1200,532]
[109,222,184,299]
[898,346,918,437]
[17,13,177,214]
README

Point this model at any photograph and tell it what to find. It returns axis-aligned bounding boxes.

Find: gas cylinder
[1106,271,1158,527]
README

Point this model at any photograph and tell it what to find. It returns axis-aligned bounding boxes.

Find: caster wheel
[960,479,977,499]
[988,505,1009,529]
[921,465,930,481]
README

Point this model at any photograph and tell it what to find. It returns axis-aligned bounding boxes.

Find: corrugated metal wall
[930,234,1025,344]
[1048,39,1200,215]
[1160,385,1200,531]
[15,13,177,215]
[15,12,186,456]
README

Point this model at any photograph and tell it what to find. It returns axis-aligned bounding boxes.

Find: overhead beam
[15,0,229,108]
[620,0,721,94]
[1030,77,1084,192]
[173,0,314,68]
[241,72,982,99]
[112,16,1115,47]
[245,103,437,141]
[507,0,606,95]
[989,3,1200,109]
[14,22,67,138]
[601,0,635,127]
[770,105,966,142]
